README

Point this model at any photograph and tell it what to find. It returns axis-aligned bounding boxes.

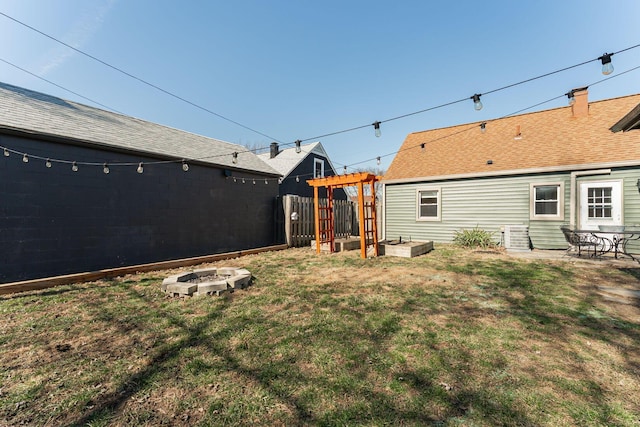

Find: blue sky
[1,0,640,172]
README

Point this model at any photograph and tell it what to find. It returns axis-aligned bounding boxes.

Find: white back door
[579,180,623,230]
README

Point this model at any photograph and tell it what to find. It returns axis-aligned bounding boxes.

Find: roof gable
[384,93,640,181]
[0,82,279,175]
[258,141,336,177]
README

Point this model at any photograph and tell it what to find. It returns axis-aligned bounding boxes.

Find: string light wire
[0,12,282,143]
[3,62,640,181]
[2,9,638,157]
[344,63,640,170]
[0,19,639,179]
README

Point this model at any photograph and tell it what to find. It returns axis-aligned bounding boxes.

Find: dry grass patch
[1,246,639,426]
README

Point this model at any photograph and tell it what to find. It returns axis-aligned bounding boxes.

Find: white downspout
[569,169,611,228]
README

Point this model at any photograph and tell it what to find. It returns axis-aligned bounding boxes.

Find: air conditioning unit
[502,225,530,252]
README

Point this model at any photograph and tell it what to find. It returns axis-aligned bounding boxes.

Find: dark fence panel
[0,135,279,283]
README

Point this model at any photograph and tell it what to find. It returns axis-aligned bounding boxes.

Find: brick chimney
[270,142,279,158]
[571,87,589,118]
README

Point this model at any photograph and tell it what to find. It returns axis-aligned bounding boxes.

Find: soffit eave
[382,160,640,185]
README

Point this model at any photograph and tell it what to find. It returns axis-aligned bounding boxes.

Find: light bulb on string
[3,148,9,157]
[373,121,381,137]
[22,154,28,163]
[233,177,237,183]
[45,158,52,168]
[103,163,110,174]
[566,90,576,106]
[480,122,487,133]
[471,94,483,111]
[343,166,347,174]
[137,163,144,174]
[242,178,246,184]
[278,177,283,184]
[72,161,78,172]
[599,53,614,75]
[296,176,300,182]
[264,179,268,184]
[232,152,238,164]
[295,140,301,154]
[182,160,189,171]
[421,143,425,152]
[253,179,256,185]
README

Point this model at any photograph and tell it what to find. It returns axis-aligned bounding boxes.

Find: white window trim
[416,187,441,222]
[314,158,325,178]
[530,182,564,221]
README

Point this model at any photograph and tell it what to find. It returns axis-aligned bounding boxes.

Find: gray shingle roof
[258,141,330,177]
[0,82,279,175]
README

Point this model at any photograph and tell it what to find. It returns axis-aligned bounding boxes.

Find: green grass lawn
[1,246,639,426]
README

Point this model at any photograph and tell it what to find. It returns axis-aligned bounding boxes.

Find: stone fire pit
[162,267,251,297]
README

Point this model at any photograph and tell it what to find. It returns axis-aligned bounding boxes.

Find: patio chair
[560,226,600,257]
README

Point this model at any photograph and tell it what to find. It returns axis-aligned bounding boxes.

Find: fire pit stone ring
[162,267,251,297]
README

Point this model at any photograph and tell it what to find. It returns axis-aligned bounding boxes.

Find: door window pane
[587,187,612,219]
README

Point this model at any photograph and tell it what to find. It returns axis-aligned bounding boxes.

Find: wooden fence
[280,195,357,247]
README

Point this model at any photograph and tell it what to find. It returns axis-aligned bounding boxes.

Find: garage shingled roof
[0,82,279,176]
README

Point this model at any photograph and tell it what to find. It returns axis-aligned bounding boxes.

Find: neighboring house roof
[0,82,279,175]
[257,141,338,177]
[384,90,640,182]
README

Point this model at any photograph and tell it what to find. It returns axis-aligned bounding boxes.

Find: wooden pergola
[307,172,380,258]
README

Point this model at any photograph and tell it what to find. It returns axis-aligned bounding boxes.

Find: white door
[579,180,623,230]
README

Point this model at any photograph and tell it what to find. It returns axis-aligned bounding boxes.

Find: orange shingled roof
[384,92,640,181]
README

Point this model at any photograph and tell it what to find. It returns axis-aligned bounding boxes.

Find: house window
[587,187,612,218]
[530,182,564,220]
[314,158,325,178]
[416,188,441,221]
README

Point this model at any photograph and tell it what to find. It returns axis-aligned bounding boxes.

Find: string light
[45,158,52,168]
[376,156,381,165]
[5,10,637,153]
[343,166,347,174]
[182,160,189,171]
[373,121,381,137]
[471,94,483,111]
[137,162,144,174]
[421,143,425,152]
[599,53,614,75]
[2,49,638,180]
[233,177,237,183]
[264,179,268,184]
[232,152,238,164]
[566,90,576,105]
[296,175,300,182]
[278,177,283,184]
[22,153,28,163]
[242,178,245,184]
[295,140,301,153]
[103,163,110,174]
[480,122,486,133]
[253,179,256,185]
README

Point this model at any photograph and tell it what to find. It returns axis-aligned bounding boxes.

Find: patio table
[585,228,640,261]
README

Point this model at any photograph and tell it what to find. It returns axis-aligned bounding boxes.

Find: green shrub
[453,226,495,249]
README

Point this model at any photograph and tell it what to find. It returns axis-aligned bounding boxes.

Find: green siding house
[382,89,640,250]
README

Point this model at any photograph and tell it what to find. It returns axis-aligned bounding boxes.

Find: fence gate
[282,195,355,247]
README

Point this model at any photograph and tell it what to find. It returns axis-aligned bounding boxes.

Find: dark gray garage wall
[0,134,278,283]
